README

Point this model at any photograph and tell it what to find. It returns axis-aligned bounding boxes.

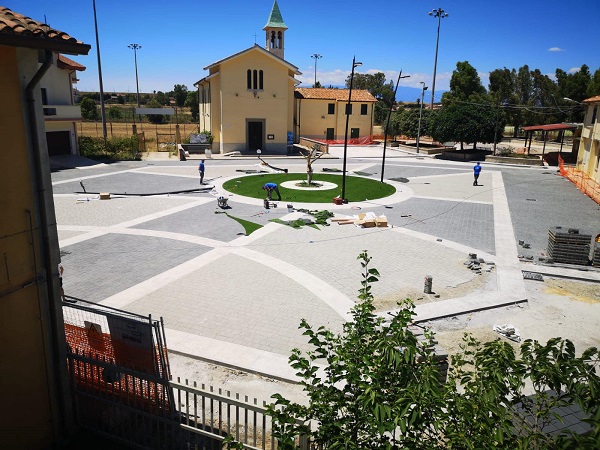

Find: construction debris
[493,324,521,342]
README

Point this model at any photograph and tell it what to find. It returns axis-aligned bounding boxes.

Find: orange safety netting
[558,155,600,205]
[65,323,171,413]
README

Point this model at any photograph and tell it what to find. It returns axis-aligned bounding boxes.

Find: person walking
[473,162,482,186]
[198,159,205,184]
[262,182,281,200]
[58,262,65,301]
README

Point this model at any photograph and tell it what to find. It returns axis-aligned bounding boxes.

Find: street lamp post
[381,70,410,182]
[128,43,142,110]
[341,56,362,202]
[92,0,107,144]
[310,54,322,88]
[428,8,448,110]
[416,82,428,154]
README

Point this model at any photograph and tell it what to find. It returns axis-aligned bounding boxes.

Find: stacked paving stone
[547,227,591,265]
[593,240,600,268]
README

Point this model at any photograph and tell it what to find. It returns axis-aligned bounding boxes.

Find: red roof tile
[0,6,90,55]
[583,95,600,104]
[57,54,86,71]
[295,87,377,102]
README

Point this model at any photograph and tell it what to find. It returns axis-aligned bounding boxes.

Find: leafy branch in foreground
[263,252,600,450]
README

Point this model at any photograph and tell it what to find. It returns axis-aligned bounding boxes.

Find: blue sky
[10,0,600,102]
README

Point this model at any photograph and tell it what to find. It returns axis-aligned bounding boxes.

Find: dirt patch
[543,278,600,304]
[373,271,493,312]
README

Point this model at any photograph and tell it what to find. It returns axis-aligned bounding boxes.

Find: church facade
[195,1,376,154]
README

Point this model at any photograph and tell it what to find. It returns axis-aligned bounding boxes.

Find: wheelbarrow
[217,196,228,208]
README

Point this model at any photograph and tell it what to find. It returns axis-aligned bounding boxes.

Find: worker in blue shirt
[262,182,281,200]
[473,162,482,186]
[198,159,205,184]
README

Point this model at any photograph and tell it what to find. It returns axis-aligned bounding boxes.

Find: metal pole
[129,43,142,117]
[381,70,410,182]
[493,100,500,155]
[311,54,322,88]
[92,0,107,144]
[416,83,427,154]
[341,56,361,201]
[429,8,448,110]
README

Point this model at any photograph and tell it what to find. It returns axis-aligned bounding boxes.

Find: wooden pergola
[521,123,578,156]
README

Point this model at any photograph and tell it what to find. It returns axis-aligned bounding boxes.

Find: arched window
[270,31,276,49]
[253,70,258,90]
[259,70,264,90]
[277,31,282,49]
[247,70,252,89]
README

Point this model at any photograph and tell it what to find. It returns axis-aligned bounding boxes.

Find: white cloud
[548,47,565,52]
[568,67,581,74]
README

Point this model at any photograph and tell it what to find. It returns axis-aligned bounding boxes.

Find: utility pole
[310,54,322,87]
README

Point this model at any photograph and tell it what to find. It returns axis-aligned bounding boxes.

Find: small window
[328,103,335,115]
[591,106,598,125]
[326,128,334,140]
[351,128,359,138]
[345,104,352,115]
[41,88,48,105]
[259,70,264,90]
[253,70,258,90]
[361,104,368,115]
[247,70,252,89]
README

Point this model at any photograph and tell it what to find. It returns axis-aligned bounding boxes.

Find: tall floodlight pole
[341,56,362,202]
[92,0,107,144]
[381,70,410,182]
[428,8,448,110]
[128,43,142,110]
[416,82,428,154]
[310,54,322,88]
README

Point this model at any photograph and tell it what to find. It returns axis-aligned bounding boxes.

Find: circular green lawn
[222,173,396,203]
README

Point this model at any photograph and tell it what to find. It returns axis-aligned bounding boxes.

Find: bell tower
[263,0,287,59]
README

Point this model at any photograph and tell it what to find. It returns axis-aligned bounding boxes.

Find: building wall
[0,45,69,448]
[210,49,293,154]
[39,53,73,105]
[578,102,600,183]
[296,98,374,141]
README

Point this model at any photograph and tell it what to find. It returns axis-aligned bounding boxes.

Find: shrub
[78,136,140,161]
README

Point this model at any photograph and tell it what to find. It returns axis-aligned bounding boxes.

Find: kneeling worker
[262,182,282,200]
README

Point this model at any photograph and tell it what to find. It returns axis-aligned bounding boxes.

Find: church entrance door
[247,120,264,152]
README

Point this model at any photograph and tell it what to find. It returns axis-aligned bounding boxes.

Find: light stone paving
[53,156,538,381]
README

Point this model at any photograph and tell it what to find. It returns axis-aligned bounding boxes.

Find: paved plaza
[51,146,600,381]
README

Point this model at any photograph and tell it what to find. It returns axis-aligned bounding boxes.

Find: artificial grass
[225,213,263,235]
[222,173,396,203]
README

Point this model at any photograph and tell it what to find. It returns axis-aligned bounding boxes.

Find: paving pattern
[51,150,600,380]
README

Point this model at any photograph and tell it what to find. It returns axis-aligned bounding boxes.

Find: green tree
[587,67,600,97]
[80,97,99,121]
[173,84,188,107]
[107,106,122,121]
[394,108,434,139]
[265,253,600,450]
[443,61,486,103]
[184,90,199,121]
[429,101,505,150]
[154,91,169,106]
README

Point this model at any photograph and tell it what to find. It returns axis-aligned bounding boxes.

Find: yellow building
[0,6,90,448]
[196,1,377,154]
[578,96,600,181]
[562,96,600,205]
[295,88,377,143]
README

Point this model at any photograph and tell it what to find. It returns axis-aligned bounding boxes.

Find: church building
[195,1,376,154]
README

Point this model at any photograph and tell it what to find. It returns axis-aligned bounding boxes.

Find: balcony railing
[43,104,82,122]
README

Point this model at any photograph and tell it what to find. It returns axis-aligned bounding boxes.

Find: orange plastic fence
[65,323,170,413]
[558,155,600,205]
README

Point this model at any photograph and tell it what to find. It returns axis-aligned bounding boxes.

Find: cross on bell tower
[263,0,287,59]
